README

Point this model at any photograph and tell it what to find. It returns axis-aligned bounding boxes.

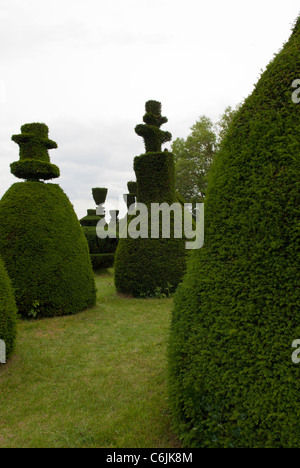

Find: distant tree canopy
[172,106,239,205]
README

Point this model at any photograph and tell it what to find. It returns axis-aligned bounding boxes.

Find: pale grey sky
[0,0,299,219]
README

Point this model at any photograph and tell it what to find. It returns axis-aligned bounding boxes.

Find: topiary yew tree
[0,256,17,360]
[114,100,187,297]
[0,123,96,318]
[168,17,300,448]
[80,188,118,271]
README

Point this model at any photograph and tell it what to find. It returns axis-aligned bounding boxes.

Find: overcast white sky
[0,0,299,219]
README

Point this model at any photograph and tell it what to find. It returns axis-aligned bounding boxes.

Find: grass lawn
[0,269,180,448]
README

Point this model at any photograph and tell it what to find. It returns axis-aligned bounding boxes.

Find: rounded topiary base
[114,235,187,297]
[0,182,96,318]
[0,257,17,359]
[10,160,60,181]
[114,150,188,298]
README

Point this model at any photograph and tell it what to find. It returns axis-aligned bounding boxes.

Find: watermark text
[292,79,300,104]
[97,201,204,250]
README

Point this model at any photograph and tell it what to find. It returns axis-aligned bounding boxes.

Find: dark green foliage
[0,182,96,318]
[172,115,216,204]
[135,100,172,152]
[114,101,188,297]
[126,181,138,209]
[80,210,101,227]
[168,18,300,448]
[82,226,118,256]
[134,151,175,204]
[175,191,187,206]
[90,253,115,271]
[0,256,17,359]
[127,181,137,195]
[11,123,59,181]
[80,191,118,272]
[115,236,187,297]
[10,159,60,181]
[124,193,136,210]
[92,187,108,205]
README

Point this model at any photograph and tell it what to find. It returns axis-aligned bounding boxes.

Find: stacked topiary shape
[168,17,300,448]
[0,123,96,318]
[80,188,118,271]
[0,256,17,360]
[10,123,60,181]
[114,100,188,297]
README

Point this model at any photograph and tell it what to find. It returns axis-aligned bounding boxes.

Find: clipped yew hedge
[168,17,300,448]
[0,122,96,318]
[114,101,188,297]
[0,181,96,318]
[0,257,17,359]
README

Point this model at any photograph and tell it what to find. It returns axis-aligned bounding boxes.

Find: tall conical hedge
[168,17,300,448]
[114,101,188,297]
[0,123,96,318]
[0,256,17,360]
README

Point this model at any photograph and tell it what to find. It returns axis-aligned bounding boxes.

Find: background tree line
[173,105,240,206]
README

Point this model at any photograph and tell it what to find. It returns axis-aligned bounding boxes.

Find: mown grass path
[0,270,180,448]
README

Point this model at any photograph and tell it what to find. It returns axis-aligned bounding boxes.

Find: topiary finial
[92,187,108,217]
[135,100,172,152]
[10,123,59,181]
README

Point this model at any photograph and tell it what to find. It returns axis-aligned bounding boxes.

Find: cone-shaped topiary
[0,123,96,318]
[0,256,17,360]
[114,100,188,297]
[168,17,300,448]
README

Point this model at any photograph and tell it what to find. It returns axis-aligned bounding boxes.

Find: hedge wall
[0,181,96,318]
[0,256,17,359]
[114,101,188,297]
[168,17,300,448]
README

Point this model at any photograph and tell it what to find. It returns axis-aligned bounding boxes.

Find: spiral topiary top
[10,123,60,181]
[135,100,172,152]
